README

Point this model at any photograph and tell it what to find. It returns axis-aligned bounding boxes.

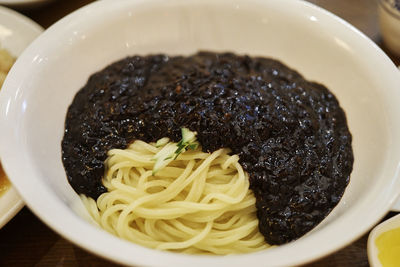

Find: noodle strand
[82,139,270,254]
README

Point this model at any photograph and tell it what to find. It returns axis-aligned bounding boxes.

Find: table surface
[0,0,399,266]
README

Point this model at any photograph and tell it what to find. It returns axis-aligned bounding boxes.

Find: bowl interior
[367,213,400,267]
[1,0,400,266]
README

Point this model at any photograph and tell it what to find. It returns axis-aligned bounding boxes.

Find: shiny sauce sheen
[62,52,353,245]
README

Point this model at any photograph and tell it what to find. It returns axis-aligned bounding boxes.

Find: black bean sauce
[62,52,353,245]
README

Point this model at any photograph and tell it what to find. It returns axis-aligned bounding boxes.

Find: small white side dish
[0,0,54,8]
[0,0,400,266]
[368,213,400,267]
[0,5,43,229]
[378,0,400,56]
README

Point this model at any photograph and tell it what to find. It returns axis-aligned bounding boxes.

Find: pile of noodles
[81,137,269,254]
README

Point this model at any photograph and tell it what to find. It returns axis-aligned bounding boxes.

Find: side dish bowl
[0,5,43,229]
[0,0,400,266]
[368,213,400,267]
[0,0,55,8]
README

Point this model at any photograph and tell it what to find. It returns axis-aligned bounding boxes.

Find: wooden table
[1,0,399,266]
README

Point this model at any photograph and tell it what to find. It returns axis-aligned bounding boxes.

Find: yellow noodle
[81,139,270,254]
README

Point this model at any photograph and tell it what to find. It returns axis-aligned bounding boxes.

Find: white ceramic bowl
[1,0,400,266]
[0,5,43,229]
[367,213,400,267]
[378,0,400,56]
[0,0,55,8]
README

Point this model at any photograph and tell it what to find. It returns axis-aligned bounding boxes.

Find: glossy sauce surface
[62,52,353,244]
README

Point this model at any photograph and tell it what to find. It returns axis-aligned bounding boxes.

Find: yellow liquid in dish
[0,162,10,196]
[376,227,400,267]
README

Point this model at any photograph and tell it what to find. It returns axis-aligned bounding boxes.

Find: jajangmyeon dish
[62,52,353,252]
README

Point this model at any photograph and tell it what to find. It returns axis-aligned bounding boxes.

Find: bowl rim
[378,0,400,19]
[0,0,53,8]
[0,4,43,229]
[1,0,400,266]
